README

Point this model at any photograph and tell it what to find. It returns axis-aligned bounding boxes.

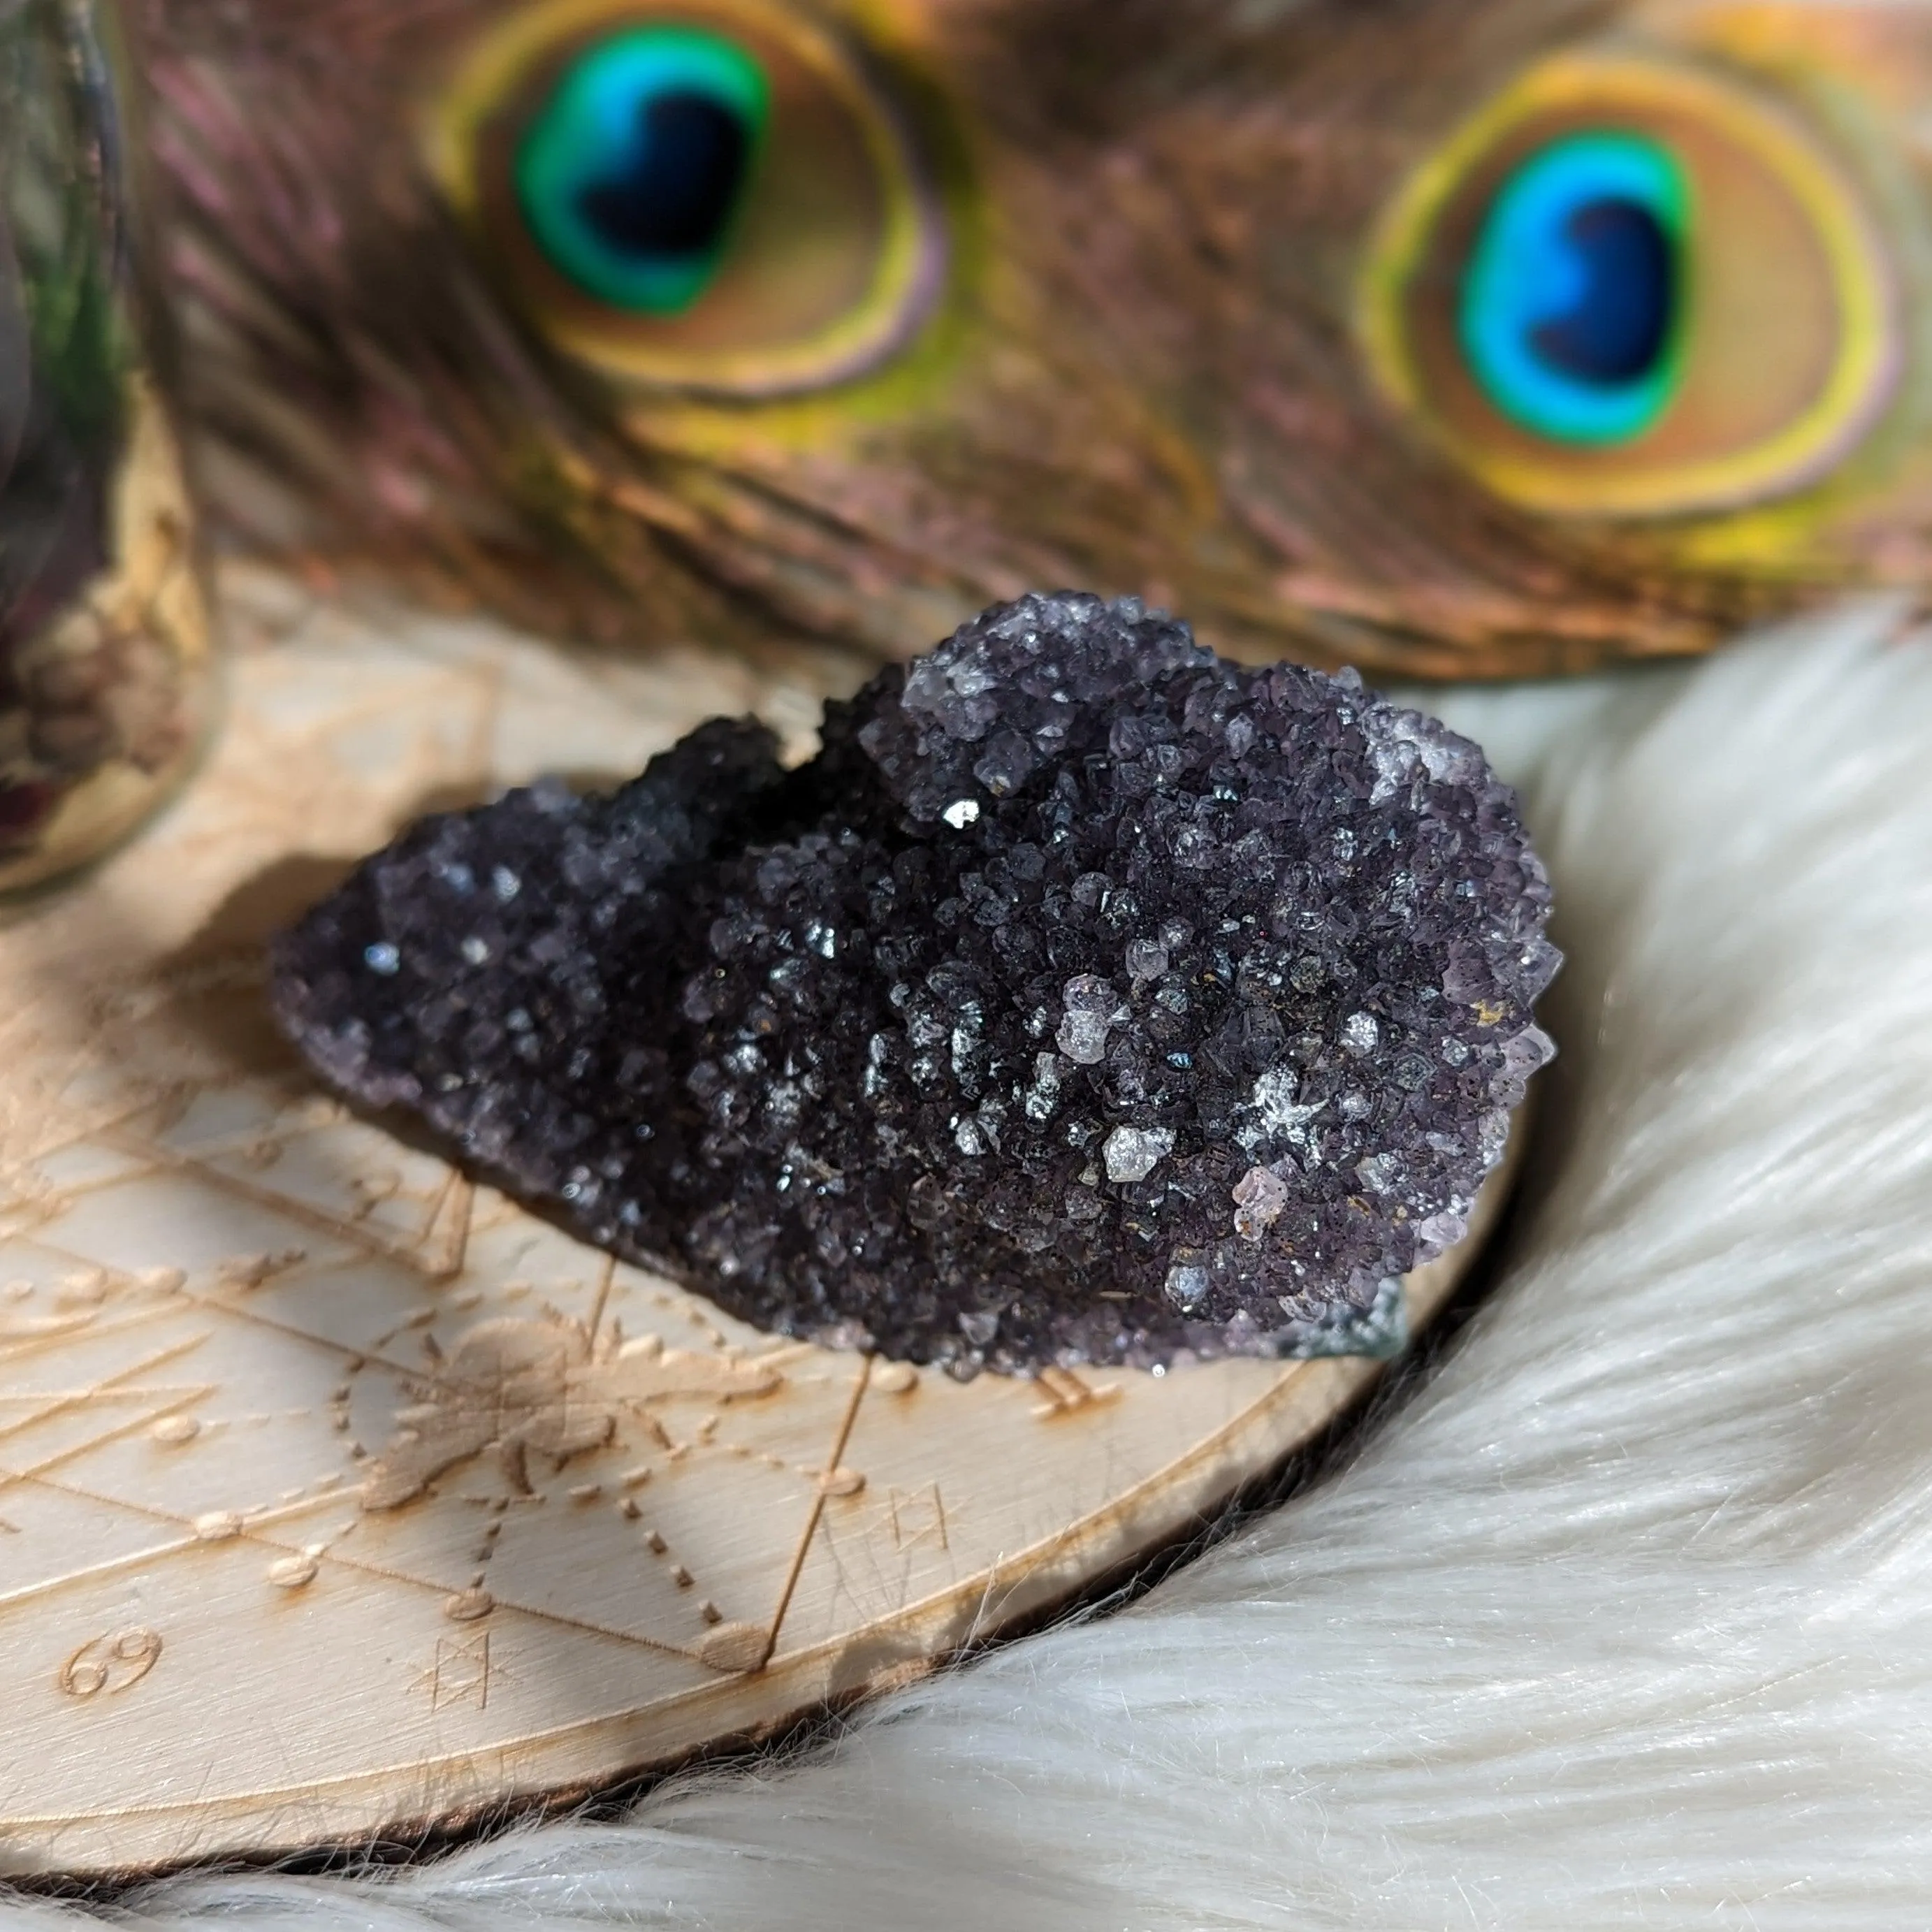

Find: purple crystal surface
[271,594,1557,1374]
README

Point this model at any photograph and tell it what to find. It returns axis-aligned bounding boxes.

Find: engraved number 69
[57,1627,164,1699]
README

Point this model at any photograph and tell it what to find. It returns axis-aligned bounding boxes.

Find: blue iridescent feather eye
[1459,132,1689,446]
[1361,55,1900,519]
[514,27,770,315]
[435,2,947,394]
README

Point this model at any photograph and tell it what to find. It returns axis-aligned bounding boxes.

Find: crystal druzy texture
[272,595,1557,1374]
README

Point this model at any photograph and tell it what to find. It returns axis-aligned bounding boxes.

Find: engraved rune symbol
[414,1631,496,1713]
[886,1483,949,1554]
[1031,1365,1119,1418]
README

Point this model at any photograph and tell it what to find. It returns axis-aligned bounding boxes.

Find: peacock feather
[137,0,1932,676]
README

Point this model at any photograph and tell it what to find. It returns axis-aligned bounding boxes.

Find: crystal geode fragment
[272,594,1557,1374]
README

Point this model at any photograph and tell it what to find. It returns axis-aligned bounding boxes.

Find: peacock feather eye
[512,27,770,317]
[426,1,945,398]
[1460,131,1688,448]
[1358,53,1903,520]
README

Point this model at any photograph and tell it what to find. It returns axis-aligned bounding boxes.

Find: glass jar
[0,0,215,896]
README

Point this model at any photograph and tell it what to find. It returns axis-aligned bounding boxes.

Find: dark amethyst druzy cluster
[272,594,1557,1374]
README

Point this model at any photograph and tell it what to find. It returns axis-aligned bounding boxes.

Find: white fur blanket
[11,601,1932,1929]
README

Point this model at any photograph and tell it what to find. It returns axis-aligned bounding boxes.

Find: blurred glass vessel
[0,0,212,896]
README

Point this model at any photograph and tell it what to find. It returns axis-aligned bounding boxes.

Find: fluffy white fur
[13,601,1932,1929]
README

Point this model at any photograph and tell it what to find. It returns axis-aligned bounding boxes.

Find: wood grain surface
[0,578,1523,1878]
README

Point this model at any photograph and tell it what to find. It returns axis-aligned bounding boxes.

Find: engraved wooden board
[0,575,1520,1879]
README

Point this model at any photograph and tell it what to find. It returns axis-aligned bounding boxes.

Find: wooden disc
[0,581,1522,1878]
